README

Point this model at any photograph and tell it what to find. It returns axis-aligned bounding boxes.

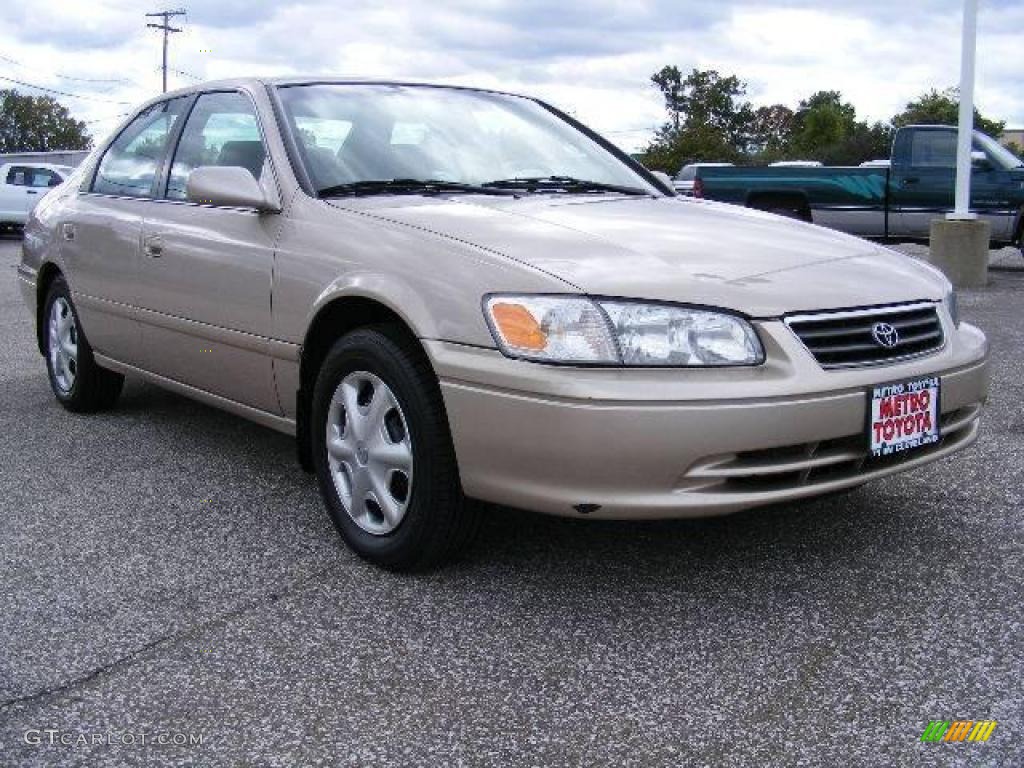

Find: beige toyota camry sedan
[19,78,989,569]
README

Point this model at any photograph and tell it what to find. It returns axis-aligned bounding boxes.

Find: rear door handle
[143,235,164,258]
[26,190,39,195]
[901,177,920,186]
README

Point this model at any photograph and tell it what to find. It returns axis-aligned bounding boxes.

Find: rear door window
[92,98,189,197]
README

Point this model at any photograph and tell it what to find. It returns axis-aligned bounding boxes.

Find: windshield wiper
[317,179,515,198]
[481,176,650,196]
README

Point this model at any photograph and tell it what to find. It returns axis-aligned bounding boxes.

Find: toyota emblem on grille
[871,322,900,348]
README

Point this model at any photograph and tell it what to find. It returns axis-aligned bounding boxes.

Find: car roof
[0,161,69,171]
[155,76,528,102]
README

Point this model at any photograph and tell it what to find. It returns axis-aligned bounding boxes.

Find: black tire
[43,277,124,412]
[762,205,811,222]
[310,324,477,570]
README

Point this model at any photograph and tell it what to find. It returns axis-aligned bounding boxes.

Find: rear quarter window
[92,98,189,197]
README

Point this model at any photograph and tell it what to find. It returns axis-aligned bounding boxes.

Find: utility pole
[146,9,186,93]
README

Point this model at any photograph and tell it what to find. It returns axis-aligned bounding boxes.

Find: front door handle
[143,235,164,258]
[26,190,39,195]
[901,177,920,186]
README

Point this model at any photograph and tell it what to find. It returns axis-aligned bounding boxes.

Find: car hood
[329,195,949,316]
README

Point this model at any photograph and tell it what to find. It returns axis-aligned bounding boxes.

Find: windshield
[276,84,655,194]
[974,130,1023,169]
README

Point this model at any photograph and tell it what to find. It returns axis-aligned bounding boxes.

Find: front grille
[786,302,944,368]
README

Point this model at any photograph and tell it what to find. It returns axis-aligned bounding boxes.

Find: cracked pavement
[0,237,1021,766]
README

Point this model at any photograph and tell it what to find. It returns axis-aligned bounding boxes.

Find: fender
[306,270,439,342]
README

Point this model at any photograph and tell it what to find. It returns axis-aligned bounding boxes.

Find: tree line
[0,89,91,153]
[640,66,1010,173]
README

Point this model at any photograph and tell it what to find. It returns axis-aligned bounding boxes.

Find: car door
[0,165,63,219]
[62,97,190,363]
[0,165,21,221]
[890,129,1015,239]
[889,129,956,238]
[134,89,282,414]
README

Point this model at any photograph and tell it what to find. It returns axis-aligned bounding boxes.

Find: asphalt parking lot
[0,236,1021,767]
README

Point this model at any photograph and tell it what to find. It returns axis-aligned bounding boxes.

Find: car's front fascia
[427,287,987,518]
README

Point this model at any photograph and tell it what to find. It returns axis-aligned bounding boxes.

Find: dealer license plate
[868,376,941,458]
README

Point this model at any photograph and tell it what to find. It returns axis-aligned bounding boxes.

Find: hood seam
[324,199,585,292]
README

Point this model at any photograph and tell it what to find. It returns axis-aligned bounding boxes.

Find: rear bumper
[427,318,989,519]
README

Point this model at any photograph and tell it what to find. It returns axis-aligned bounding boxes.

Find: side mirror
[970,150,991,170]
[186,166,280,212]
[650,170,675,194]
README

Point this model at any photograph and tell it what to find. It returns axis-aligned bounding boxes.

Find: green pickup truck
[693,125,1024,253]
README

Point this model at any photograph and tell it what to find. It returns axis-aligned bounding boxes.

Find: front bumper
[427,316,989,519]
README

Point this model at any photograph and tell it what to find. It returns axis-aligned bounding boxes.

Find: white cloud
[0,0,1019,153]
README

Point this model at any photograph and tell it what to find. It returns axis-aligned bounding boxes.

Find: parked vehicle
[0,162,71,229]
[769,160,822,167]
[693,125,1024,252]
[19,79,989,569]
[674,162,733,195]
[860,159,890,168]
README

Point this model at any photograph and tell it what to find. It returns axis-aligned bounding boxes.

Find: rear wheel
[749,196,812,222]
[43,277,123,412]
[311,325,478,570]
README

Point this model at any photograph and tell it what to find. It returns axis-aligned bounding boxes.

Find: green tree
[0,89,91,152]
[786,91,893,165]
[747,104,794,162]
[892,87,1004,138]
[841,120,895,165]
[642,67,752,172]
[788,91,857,161]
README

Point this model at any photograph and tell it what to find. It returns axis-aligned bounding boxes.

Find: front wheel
[311,325,478,570]
[43,277,124,412]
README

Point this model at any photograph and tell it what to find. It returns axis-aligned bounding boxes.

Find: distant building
[0,149,89,168]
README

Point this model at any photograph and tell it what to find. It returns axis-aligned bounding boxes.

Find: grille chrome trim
[785,301,945,369]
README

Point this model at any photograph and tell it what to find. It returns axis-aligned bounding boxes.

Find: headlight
[601,301,763,365]
[483,295,764,366]
[944,289,960,327]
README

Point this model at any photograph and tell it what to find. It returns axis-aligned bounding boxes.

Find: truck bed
[696,165,889,237]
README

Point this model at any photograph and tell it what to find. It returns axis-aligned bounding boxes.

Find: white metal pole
[950,0,978,220]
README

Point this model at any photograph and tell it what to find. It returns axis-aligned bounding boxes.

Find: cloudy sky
[0,0,1020,151]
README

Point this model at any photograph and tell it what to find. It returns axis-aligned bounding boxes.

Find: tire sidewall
[311,329,452,567]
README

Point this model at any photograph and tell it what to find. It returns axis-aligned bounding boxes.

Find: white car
[0,163,73,229]
[768,160,823,168]
[673,162,733,195]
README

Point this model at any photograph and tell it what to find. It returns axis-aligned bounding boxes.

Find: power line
[0,74,133,104]
[81,111,132,124]
[164,66,202,82]
[146,9,187,94]
[0,52,137,87]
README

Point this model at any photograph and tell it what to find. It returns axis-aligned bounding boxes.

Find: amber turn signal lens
[490,302,548,351]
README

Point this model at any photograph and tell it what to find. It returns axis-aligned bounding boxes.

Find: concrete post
[928,218,989,288]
